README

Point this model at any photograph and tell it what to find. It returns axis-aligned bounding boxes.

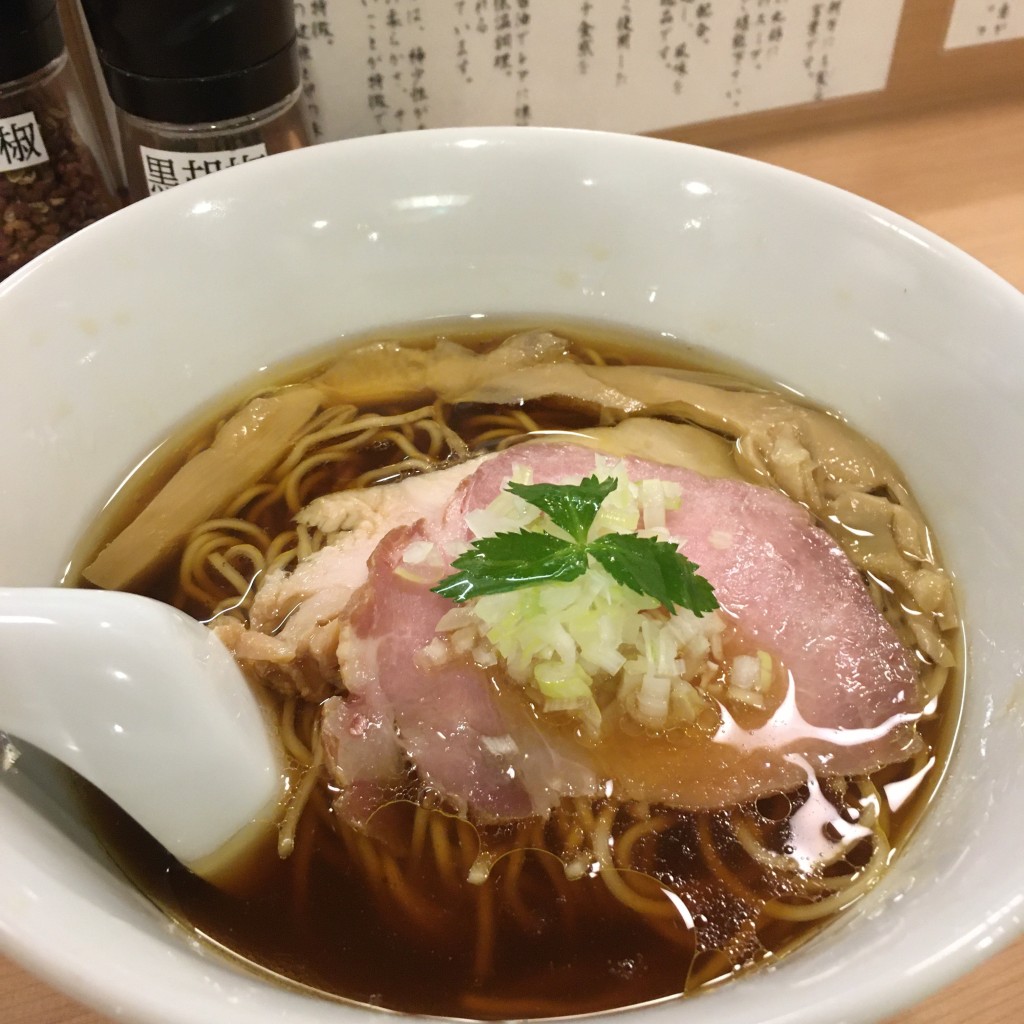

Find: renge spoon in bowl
[0,587,283,877]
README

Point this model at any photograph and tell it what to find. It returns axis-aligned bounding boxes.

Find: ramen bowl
[0,127,1022,1024]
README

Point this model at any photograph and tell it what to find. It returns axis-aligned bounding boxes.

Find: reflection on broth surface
[73,323,962,1018]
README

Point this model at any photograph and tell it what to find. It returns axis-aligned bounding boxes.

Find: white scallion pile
[420,459,774,733]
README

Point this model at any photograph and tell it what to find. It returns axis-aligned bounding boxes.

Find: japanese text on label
[139,143,269,195]
[0,112,50,174]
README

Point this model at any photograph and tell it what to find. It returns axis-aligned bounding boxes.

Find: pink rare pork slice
[217,441,923,828]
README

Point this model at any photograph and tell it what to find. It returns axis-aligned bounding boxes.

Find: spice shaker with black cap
[80,0,312,202]
[0,0,120,281]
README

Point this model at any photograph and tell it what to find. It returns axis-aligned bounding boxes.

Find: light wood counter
[3,94,1023,1024]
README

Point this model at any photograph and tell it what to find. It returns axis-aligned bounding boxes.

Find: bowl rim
[1,123,1022,1024]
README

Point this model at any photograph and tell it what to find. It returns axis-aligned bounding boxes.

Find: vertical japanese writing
[728,0,751,107]
[767,0,788,60]
[491,0,532,122]
[453,1,471,81]
[381,1,533,125]
[514,1,533,126]
[748,0,768,71]
[658,0,678,71]
[293,1,335,139]
[804,0,841,100]
[803,3,821,98]
[689,2,715,47]
[578,2,596,73]
[410,23,429,131]
[455,0,486,83]
[657,0,693,95]
[452,1,533,122]
[386,1,409,130]
[494,0,513,75]
[615,1,633,85]
[361,0,430,132]
[475,0,491,33]
[753,3,788,64]
[363,0,387,130]
[725,0,790,105]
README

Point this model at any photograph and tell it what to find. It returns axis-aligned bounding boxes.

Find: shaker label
[139,143,269,195]
[0,112,50,173]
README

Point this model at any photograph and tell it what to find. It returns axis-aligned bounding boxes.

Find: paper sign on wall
[292,1,905,142]
[945,0,1024,47]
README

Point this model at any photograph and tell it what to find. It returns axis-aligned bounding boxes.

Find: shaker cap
[80,0,299,124]
[0,0,64,85]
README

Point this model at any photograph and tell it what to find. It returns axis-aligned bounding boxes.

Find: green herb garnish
[432,475,719,616]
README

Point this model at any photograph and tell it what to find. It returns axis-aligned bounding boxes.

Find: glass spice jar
[81,0,311,203]
[0,1,119,282]
[112,87,309,203]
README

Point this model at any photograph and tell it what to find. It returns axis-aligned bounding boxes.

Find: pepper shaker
[0,0,120,281]
[80,0,312,202]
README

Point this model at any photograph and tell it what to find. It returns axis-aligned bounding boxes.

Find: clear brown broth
[70,320,962,1018]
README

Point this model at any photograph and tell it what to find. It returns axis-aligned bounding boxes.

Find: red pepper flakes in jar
[1,1,119,282]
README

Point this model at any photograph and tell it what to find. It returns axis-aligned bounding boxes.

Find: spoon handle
[0,588,283,869]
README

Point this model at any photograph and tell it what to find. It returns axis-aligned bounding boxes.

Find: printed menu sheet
[945,0,1024,46]
[292,1,905,141]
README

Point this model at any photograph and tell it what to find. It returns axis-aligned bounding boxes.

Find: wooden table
[4,95,1023,1024]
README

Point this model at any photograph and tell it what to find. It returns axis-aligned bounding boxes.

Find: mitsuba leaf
[432,475,720,616]
[431,530,588,603]
[588,534,719,617]
[506,474,617,544]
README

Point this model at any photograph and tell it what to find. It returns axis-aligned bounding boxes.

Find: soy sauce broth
[69,320,963,1018]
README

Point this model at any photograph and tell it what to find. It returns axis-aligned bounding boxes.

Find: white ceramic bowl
[1,127,1022,1024]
